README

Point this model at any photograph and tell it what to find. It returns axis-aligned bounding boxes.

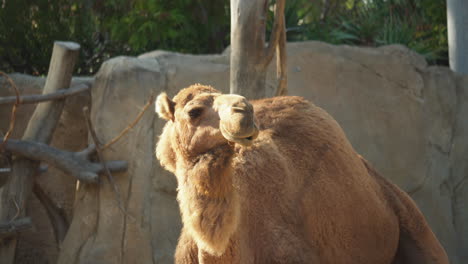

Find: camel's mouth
[215,94,258,146]
[220,123,259,146]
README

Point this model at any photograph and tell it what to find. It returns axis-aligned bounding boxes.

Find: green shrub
[0,0,229,75]
[96,0,229,55]
[302,0,448,64]
[0,0,448,75]
[0,0,97,75]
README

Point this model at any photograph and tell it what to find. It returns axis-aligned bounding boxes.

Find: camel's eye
[188,107,204,119]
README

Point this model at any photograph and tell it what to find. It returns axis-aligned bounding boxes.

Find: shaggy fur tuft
[176,144,240,256]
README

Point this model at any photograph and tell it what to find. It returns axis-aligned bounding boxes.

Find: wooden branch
[262,0,286,67]
[0,218,32,238]
[0,83,91,105]
[33,183,68,245]
[83,107,131,218]
[0,71,20,151]
[83,107,115,184]
[230,0,271,98]
[22,41,81,144]
[275,12,288,96]
[1,139,128,183]
[0,41,80,263]
[75,144,96,160]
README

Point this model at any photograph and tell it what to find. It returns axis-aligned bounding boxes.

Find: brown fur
[155,84,449,264]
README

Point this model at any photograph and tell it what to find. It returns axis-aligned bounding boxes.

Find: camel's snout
[215,94,258,146]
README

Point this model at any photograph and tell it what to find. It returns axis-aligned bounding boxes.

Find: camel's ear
[155,92,175,121]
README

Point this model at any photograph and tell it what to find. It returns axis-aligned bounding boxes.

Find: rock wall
[57,57,182,264]
[1,41,466,263]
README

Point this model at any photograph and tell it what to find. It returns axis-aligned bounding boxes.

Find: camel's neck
[182,144,235,198]
[177,143,240,256]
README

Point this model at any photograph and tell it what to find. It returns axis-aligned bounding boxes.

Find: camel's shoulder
[251,96,312,116]
[251,96,344,144]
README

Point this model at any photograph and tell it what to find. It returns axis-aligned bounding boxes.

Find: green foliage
[0,0,96,74]
[0,0,229,75]
[300,0,448,64]
[0,0,448,75]
[97,0,229,54]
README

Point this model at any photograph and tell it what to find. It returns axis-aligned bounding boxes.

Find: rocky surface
[1,41,466,263]
[57,57,182,264]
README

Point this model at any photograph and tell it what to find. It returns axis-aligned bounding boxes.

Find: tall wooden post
[230,0,286,99]
[0,41,79,264]
[230,0,269,99]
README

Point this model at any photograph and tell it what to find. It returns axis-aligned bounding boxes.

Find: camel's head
[155,84,258,171]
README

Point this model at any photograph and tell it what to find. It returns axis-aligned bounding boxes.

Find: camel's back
[251,96,360,181]
[233,96,401,263]
[253,96,350,154]
[250,96,387,208]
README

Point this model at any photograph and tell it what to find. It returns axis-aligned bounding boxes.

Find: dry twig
[83,107,133,219]
[275,3,288,96]
[33,183,68,245]
[0,138,127,183]
[0,71,20,151]
[10,198,20,223]
[101,94,155,150]
[262,0,286,67]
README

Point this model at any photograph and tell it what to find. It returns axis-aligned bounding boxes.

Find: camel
[155,84,449,264]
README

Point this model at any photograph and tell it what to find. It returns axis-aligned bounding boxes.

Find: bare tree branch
[83,107,132,219]
[275,6,287,96]
[101,94,155,150]
[262,0,286,67]
[75,144,97,160]
[0,71,20,151]
[0,89,149,185]
[33,183,68,245]
[0,218,32,238]
[0,83,91,105]
[1,138,128,183]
